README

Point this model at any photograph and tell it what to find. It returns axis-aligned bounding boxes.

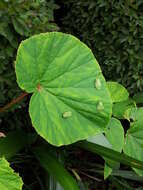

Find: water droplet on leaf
[62,111,72,118]
[95,79,101,89]
[97,101,104,111]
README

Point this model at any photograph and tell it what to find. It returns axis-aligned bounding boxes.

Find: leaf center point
[37,84,42,92]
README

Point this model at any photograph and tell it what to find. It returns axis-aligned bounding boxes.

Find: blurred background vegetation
[1,0,143,189]
[57,0,143,95]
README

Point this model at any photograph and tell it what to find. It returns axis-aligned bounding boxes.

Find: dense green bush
[58,0,143,94]
[0,0,59,106]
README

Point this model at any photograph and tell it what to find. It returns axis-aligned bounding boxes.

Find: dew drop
[97,101,104,111]
[95,79,101,90]
[62,111,72,118]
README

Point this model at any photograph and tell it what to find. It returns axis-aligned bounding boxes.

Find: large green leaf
[123,108,143,176]
[15,32,112,146]
[104,118,124,179]
[33,146,79,190]
[107,82,129,103]
[0,158,23,190]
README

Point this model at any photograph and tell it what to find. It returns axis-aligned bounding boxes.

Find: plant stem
[0,92,28,113]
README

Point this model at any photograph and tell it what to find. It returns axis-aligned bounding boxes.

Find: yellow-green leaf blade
[0,158,23,190]
[15,32,112,146]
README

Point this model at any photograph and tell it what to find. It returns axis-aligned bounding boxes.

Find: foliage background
[0,0,59,106]
[57,0,143,94]
[1,0,143,189]
[0,0,59,189]
[0,0,59,131]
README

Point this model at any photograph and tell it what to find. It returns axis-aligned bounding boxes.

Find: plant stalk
[0,92,28,113]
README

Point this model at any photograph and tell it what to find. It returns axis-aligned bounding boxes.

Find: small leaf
[104,118,124,179]
[112,99,136,119]
[123,108,143,176]
[107,81,129,103]
[12,18,29,36]
[0,158,23,190]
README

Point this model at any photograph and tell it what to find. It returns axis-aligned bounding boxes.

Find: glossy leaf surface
[15,32,112,146]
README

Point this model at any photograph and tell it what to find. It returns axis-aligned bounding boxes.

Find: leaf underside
[15,32,112,146]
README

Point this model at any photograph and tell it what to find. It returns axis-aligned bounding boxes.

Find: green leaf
[107,82,129,103]
[77,141,143,171]
[33,146,80,190]
[123,108,143,176]
[106,118,124,152]
[12,18,29,36]
[112,99,136,119]
[0,157,23,190]
[0,22,14,44]
[15,32,112,146]
[104,118,124,179]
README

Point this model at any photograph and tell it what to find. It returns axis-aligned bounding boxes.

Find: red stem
[0,92,28,113]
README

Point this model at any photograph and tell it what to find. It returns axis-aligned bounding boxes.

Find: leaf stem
[0,92,28,113]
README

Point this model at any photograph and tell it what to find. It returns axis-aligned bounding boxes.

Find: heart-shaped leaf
[123,108,143,176]
[15,32,112,146]
[0,158,23,190]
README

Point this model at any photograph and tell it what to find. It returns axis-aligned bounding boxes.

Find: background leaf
[112,99,136,119]
[104,118,124,179]
[123,108,143,176]
[107,81,129,103]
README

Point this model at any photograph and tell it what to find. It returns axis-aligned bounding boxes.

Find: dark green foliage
[58,0,143,94]
[0,0,59,106]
